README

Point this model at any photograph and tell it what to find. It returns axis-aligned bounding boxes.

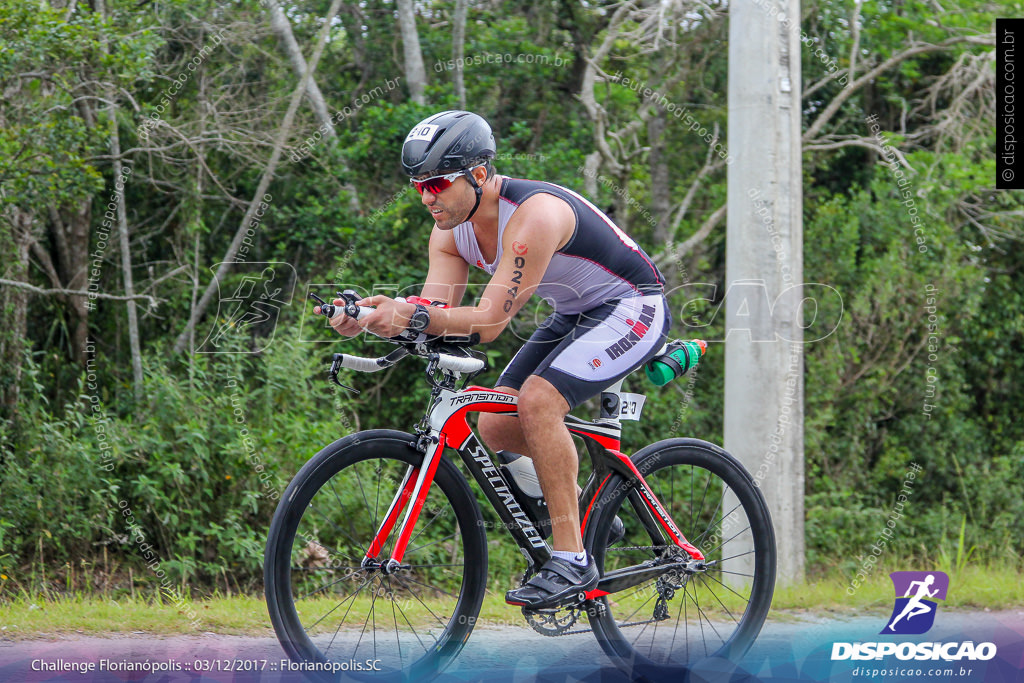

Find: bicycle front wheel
[585,438,776,680]
[264,430,487,681]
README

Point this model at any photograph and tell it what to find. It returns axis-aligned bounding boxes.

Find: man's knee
[478,412,513,447]
[478,386,520,449]
[517,376,569,423]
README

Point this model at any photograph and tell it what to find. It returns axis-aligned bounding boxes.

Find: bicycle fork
[361,437,445,573]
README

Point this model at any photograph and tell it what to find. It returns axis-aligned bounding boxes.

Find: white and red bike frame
[340,346,706,600]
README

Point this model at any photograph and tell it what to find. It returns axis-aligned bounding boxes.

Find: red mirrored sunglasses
[410,165,483,195]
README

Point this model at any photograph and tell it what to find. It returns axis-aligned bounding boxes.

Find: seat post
[598,378,626,421]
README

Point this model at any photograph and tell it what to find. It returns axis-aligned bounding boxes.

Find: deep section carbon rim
[587,440,776,678]
[265,432,487,681]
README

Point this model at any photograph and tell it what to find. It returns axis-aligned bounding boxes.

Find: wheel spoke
[684,581,726,654]
[405,504,449,550]
[386,573,431,654]
[717,549,757,563]
[590,447,775,674]
[295,566,365,601]
[701,524,753,558]
[306,503,360,562]
[618,582,660,626]
[405,531,459,556]
[693,499,742,548]
[701,571,753,611]
[389,572,452,629]
[350,574,384,658]
[305,570,375,633]
[386,573,403,668]
[717,568,755,578]
[268,446,480,677]
[395,571,462,602]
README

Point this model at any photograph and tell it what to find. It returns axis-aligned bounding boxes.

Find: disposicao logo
[831,570,997,662]
[883,570,948,635]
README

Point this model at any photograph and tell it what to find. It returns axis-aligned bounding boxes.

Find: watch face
[410,305,430,332]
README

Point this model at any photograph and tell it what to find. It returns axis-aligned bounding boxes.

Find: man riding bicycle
[321,110,670,609]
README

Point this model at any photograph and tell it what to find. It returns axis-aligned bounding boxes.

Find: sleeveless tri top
[450,177,664,314]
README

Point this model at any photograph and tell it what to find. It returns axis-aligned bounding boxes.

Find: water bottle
[495,451,551,538]
[645,339,707,386]
[503,454,544,498]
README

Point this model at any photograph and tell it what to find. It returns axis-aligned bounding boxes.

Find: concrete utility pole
[724,0,805,585]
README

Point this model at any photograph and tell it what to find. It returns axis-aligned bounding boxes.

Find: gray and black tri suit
[451,177,671,408]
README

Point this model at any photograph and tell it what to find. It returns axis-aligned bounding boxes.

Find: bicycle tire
[584,438,776,680]
[264,430,488,682]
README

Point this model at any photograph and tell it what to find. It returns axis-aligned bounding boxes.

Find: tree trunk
[582,151,600,198]
[647,108,671,245]
[396,0,427,105]
[452,0,469,109]
[173,0,346,354]
[108,102,144,401]
[264,0,337,139]
[48,202,92,365]
[263,0,361,213]
[0,207,35,415]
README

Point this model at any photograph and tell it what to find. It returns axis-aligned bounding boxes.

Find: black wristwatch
[407,304,431,334]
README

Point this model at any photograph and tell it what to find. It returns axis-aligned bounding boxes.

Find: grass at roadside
[773,562,1024,616]
[2,563,1021,638]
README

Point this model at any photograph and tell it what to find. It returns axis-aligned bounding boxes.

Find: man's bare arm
[356,194,573,340]
[420,226,469,306]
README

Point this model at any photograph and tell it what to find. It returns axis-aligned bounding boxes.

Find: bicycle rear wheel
[264,430,487,681]
[585,438,776,680]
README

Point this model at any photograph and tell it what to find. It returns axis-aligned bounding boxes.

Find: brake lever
[309,291,337,318]
[328,353,360,394]
[338,289,362,319]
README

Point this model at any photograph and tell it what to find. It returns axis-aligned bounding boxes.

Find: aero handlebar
[337,349,485,375]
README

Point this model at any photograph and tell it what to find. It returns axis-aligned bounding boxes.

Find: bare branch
[653,201,727,268]
[670,124,727,235]
[847,1,863,86]
[577,1,639,175]
[804,34,994,143]
[138,265,190,294]
[173,0,346,354]
[0,278,161,307]
[804,68,849,99]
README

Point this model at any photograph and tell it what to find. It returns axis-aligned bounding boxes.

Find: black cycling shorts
[497,294,671,409]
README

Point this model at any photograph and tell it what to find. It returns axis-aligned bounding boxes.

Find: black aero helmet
[402,110,496,177]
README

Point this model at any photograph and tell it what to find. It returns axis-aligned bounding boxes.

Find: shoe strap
[529,557,586,586]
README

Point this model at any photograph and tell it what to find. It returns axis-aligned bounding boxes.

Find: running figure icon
[887,574,939,631]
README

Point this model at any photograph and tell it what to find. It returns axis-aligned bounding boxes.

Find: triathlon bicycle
[264,292,776,681]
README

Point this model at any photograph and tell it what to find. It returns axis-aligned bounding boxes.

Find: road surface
[1,609,1021,682]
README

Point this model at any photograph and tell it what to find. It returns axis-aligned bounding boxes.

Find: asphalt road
[1,609,1021,683]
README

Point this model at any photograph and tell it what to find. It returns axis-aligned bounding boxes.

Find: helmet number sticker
[405,124,438,142]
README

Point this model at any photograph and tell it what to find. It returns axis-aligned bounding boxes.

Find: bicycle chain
[523,547,695,636]
[541,547,692,634]
[530,611,670,636]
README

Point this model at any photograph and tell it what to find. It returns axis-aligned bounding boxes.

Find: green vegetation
[1,0,1020,617]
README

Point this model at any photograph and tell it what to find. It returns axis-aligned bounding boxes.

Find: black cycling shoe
[608,515,626,546]
[505,557,599,609]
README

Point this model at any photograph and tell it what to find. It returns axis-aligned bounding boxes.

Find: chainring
[522,604,584,636]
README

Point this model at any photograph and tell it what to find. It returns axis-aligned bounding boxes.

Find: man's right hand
[316,299,363,337]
